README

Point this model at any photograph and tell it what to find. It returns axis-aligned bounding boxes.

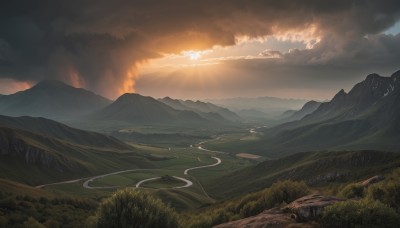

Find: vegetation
[182,180,310,227]
[0,191,98,228]
[322,168,400,228]
[91,188,179,228]
[321,200,400,228]
[207,150,400,198]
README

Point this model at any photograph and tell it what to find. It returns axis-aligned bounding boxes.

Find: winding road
[184,156,221,175]
[36,148,223,191]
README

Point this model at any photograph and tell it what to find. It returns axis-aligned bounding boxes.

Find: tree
[93,188,179,228]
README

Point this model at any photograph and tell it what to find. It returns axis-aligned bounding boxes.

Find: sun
[183,50,202,60]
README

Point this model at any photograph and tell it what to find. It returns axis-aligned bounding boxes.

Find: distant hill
[159,97,242,122]
[92,93,209,124]
[206,96,308,117]
[0,80,111,119]
[0,116,152,185]
[235,109,272,122]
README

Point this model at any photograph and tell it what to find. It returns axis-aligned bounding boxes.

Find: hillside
[0,119,153,185]
[92,93,209,125]
[0,115,130,149]
[0,80,111,119]
[207,150,400,199]
[160,97,242,122]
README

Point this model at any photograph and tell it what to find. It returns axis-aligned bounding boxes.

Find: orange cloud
[0,79,32,94]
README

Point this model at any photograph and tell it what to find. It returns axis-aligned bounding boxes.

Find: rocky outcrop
[285,194,345,221]
[214,194,345,228]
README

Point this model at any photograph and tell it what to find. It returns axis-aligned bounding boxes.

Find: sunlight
[182,50,203,60]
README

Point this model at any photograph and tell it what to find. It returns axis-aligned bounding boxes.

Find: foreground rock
[285,194,345,221]
[214,194,345,228]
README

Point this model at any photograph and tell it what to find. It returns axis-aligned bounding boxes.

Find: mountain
[206,96,308,117]
[91,93,208,124]
[261,71,400,155]
[278,100,322,123]
[0,80,111,119]
[159,97,242,122]
[212,70,400,157]
[0,116,152,185]
[293,100,321,119]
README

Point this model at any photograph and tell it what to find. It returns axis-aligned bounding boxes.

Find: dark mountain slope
[0,115,130,150]
[0,80,111,119]
[159,97,242,122]
[0,125,152,185]
[93,93,208,124]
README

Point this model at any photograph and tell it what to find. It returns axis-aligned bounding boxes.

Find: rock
[214,194,346,227]
[360,175,384,186]
[213,208,296,228]
[285,194,345,221]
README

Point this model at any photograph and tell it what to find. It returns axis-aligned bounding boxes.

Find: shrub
[338,183,365,199]
[93,188,179,228]
[321,199,400,228]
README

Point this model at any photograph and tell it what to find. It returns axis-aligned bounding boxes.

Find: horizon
[1,70,399,103]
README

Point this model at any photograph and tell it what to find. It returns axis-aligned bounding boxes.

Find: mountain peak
[117,93,146,101]
[33,80,72,89]
[365,73,382,81]
[333,89,347,99]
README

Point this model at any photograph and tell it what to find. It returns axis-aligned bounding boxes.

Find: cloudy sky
[1,0,400,100]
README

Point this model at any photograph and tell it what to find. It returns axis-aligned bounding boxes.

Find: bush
[338,183,365,199]
[363,168,400,212]
[93,188,179,228]
[321,199,400,228]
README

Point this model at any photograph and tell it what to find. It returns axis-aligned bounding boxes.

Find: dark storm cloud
[0,0,399,98]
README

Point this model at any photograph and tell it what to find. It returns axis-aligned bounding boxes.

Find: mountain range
[159,97,242,122]
[206,96,308,117]
[90,93,211,124]
[0,80,240,125]
[213,70,400,157]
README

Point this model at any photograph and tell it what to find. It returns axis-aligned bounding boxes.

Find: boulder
[285,194,345,221]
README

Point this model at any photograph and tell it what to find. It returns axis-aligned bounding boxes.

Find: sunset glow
[183,51,202,60]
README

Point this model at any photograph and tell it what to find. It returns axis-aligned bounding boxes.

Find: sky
[0,0,400,100]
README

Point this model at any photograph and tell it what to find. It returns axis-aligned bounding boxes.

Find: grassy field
[38,144,254,210]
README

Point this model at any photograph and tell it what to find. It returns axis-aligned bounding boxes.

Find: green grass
[141,175,187,189]
[36,145,253,210]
